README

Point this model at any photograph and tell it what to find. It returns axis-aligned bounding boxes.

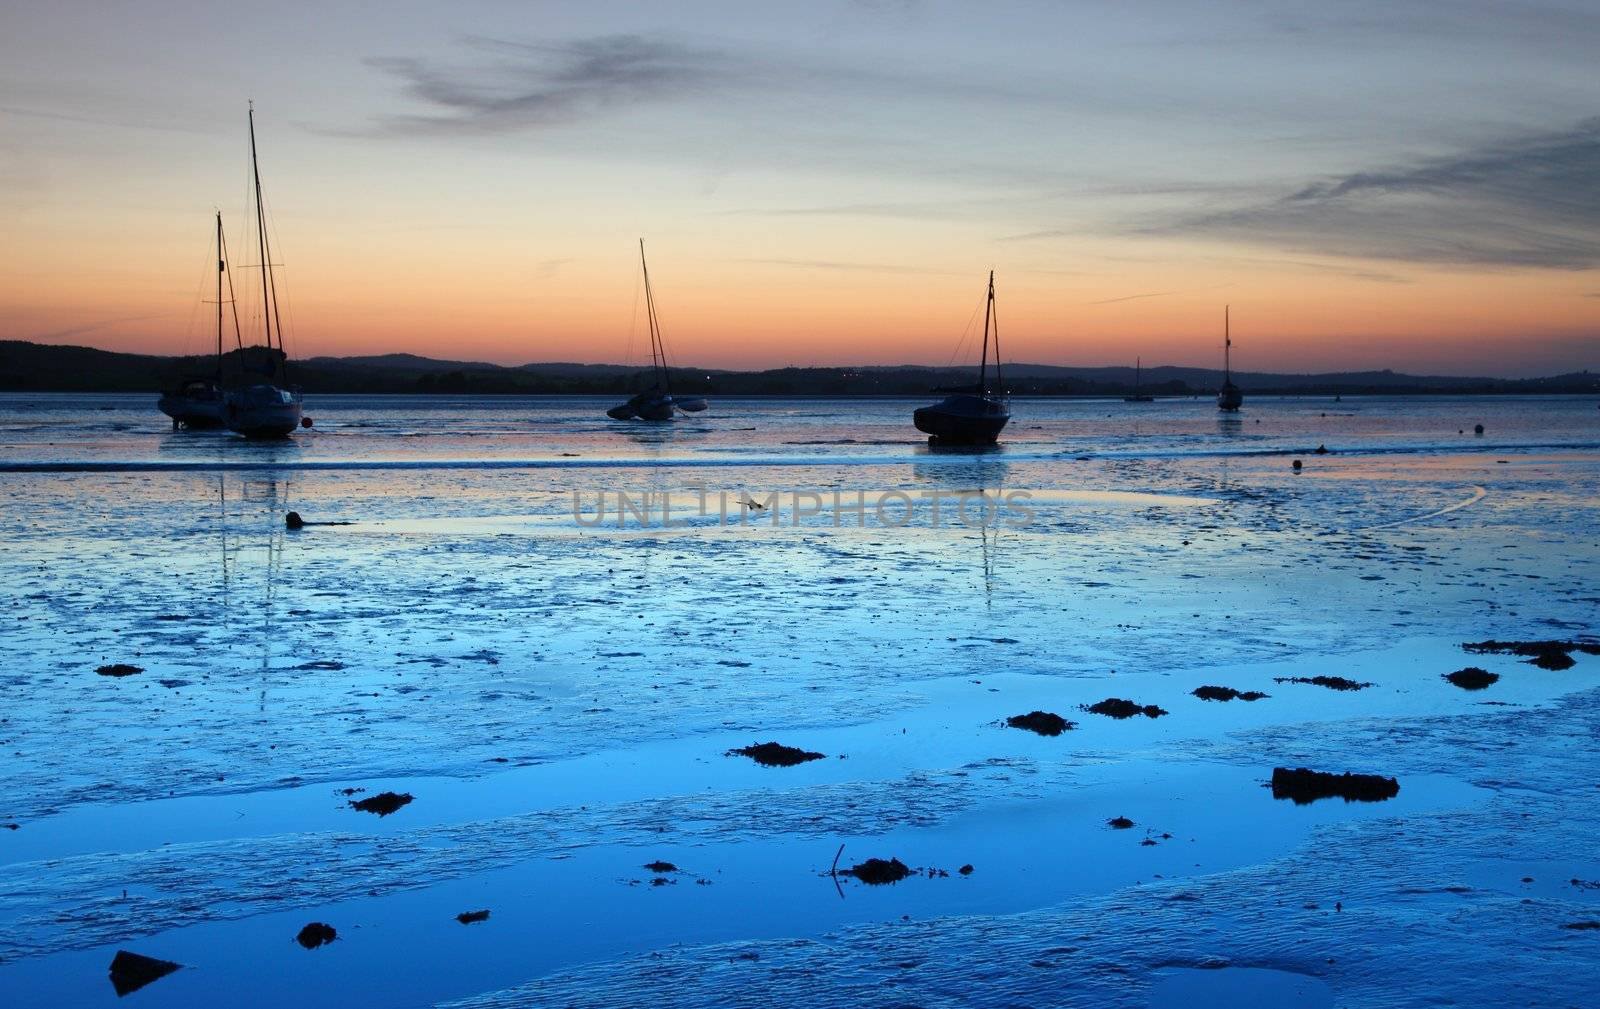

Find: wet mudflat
[1,394,1598,1007]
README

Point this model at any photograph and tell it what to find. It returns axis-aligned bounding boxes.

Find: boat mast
[215,212,224,383]
[639,239,670,396]
[978,270,994,396]
[1135,356,1141,392]
[1224,305,1231,384]
[220,221,246,355]
[248,102,287,383]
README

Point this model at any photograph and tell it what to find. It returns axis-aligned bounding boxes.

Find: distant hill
[1,340,1595,397]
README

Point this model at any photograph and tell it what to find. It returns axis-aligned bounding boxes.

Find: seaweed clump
[1273,675,1372,691]
[456,909,491,925]
[1444,667,1499,690]
[1005,710,1075,736]
[1192,686,1268,702]
[96,664,143,677]
[1083,698,1167,719]
[1107,816,1135,829]
[295,923,337,949]
[1270,767,1399,805]
[1464,639,1600,671]
[840,857,913,885]
[108,951,181,996]
[349,791,413,816]
[727,741,826,767]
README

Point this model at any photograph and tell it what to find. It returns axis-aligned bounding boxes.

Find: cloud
[738,257,958,275]
[1151,117,1600,269]
[367,35,735,134]
[1084,291,1175,305]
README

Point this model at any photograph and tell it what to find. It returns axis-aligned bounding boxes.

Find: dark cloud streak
[1154,118,1600,269]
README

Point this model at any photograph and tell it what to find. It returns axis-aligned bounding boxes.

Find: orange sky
[3,3,1597,377]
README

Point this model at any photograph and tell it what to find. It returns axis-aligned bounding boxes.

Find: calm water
[1,392,1597,1007]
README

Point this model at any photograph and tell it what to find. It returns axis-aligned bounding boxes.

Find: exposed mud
[349,791,413,816]
[1273,675,1373,691]
[727,742,826,767]
[1269,767,1400,805]
[1083,698,1168,719]
[1192,686,1269,702]
[1005,710,1075,735]
[1444,667,1499,690]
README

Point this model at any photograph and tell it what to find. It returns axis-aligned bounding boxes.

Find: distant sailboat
[913,271,1011,444]
[607,240,708,420]
[1123,356,1154,403]
[158,212,238,429]
[1217,306,1243,412]
[225,103,304,438]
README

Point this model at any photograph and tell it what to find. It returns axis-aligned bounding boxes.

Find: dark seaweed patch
[1083,698,1168,719]
[727,742,826,767]
[1005,711,1075,736]
[1444,667,1499,690]
[349,791,412,816]
[1107,816,1135,829]
[95,664,143,677]
[840,858,912,885]
[1464,639,1599,671]
[1273,675,1372,691]
[1270,767,1399,804]
[295,922,337,949]
[108,951,181,996]
[1192,685,1268,702]
[456,909,491,924]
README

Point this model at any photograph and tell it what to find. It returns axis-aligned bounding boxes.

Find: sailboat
[158,212,238,429]
[1123,356,1154,403]
[913,271,1011,444]
[225,103,304,438]
[606,240,708,420]
[1217,305,1243,412]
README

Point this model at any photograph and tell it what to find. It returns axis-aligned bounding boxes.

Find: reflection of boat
[225,103,304,439]
[607,241,708,421]
[1123,356,1154,403]
[1217,306,1243,412]
[159,213,239,430]
[914,271,1011,445]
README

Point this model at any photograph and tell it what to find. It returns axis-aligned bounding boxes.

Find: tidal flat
[1,394,1597,1007]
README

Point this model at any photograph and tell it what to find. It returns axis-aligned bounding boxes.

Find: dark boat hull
[157,395,226,429]
[225,384,304,438]
[607,392,677,422]
[1217,382,1243,412]
[913,395,1011,445]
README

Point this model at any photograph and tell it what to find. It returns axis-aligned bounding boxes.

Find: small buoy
[285,511,304,530]
[301,416,314,428]
[1474,423,1484,435]
[1292,459,1303,471]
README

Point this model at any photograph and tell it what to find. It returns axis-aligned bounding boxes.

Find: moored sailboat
[225,102,304,439]
[913,271,1011,445]
[606,240,708,420]
[1217,305,1243,412]
[1123,356,1154,403]
[158,212,237,429]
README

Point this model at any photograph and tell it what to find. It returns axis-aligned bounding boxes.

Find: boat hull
[225,385,304,438]
[157,393,226,429]
[607,391,679,422]
[1217,383,1243,411]
[913,395,1011,445]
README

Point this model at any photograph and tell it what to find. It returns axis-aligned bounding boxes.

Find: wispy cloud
[1084,291,1175,305]
[1151,117,1600,269]
[35,313,168,342]
[737,257,957,275]
[367,35,736,135]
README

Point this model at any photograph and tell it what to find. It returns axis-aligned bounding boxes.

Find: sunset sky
[2,1,1597,376]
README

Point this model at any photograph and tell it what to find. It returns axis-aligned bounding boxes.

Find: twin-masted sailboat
[913,271,1011,444]
[224,103,304,437]
[606,240,708,421]
[1123,356,1154,403]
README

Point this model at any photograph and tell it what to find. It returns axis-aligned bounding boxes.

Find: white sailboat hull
[226,384,303,438]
